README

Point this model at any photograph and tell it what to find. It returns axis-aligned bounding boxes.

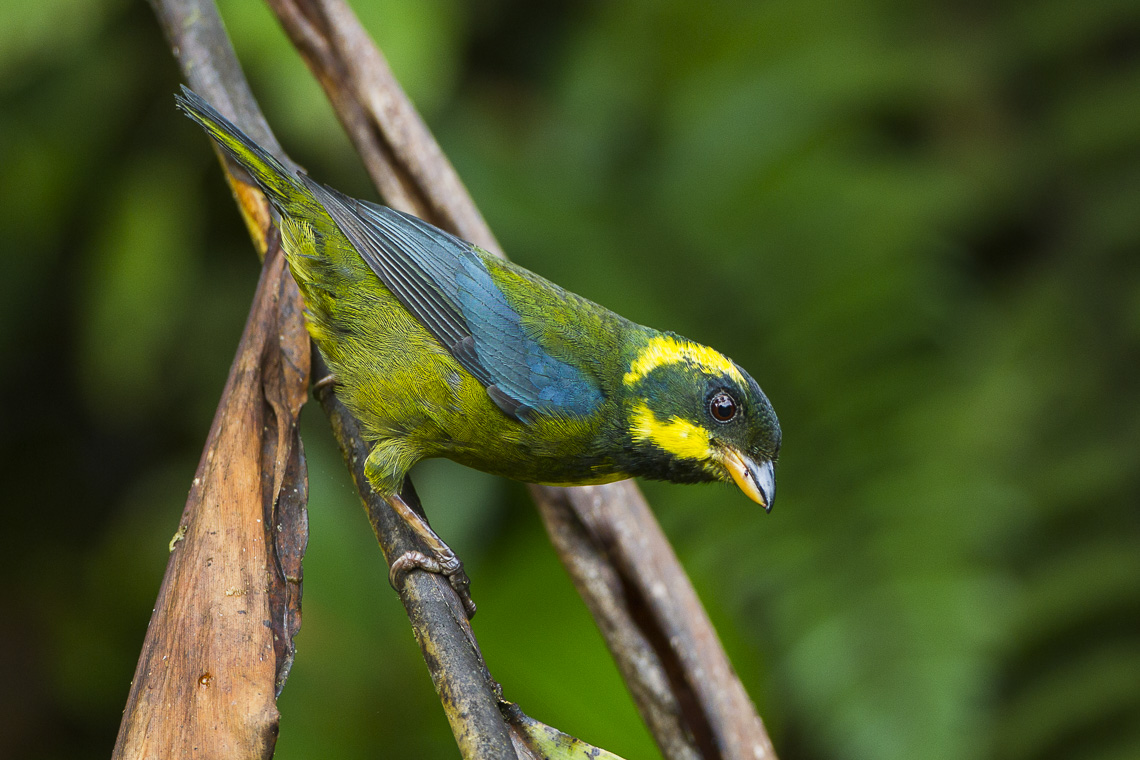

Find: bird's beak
[722,449,775,513]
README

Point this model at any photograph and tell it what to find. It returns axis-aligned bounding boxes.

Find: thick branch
[112,240,309,758]
[115,4,312,759]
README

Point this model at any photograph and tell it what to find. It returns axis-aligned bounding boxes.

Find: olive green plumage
[177,87,781,510]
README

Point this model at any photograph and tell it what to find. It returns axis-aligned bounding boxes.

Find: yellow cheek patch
[624,335,743,387]
[630,402,713,461]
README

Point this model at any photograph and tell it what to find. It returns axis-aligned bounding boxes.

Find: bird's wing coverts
[302,178,603,422]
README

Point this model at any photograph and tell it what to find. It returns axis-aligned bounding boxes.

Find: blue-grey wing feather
[301,177,602,421]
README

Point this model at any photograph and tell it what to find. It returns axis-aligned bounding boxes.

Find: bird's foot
[390,549,476,619]
[380,488,477,618]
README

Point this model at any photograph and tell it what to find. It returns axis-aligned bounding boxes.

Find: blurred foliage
[0,0,1137,759]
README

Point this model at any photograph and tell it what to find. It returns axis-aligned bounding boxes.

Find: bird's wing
[303,178,603,422]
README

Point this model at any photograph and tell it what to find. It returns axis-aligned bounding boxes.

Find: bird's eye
[709,390,738,423]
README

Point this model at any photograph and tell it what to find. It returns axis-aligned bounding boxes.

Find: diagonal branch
[312,370,518,757]
[115,3,312,759]
[263,0,499,252]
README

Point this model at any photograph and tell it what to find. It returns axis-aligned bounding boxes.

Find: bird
[176,86,781,617]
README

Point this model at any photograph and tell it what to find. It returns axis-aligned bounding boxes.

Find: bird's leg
[365,444,476,617]
[386,492,476,618]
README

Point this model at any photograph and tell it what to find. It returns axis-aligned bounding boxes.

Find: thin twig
[312,355,518,758]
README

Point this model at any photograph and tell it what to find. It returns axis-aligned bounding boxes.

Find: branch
[312,369,518,757]
[534,483,777,760]
[264,1,778,758]
[263,0,499,252]
[114,3,311,758]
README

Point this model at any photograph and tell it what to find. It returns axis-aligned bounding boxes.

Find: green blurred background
[2,0,1138,758]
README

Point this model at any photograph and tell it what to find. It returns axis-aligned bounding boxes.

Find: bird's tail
[175,86,304,209]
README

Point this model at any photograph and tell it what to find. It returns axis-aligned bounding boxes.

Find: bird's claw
[311,373,339,400]
[447,571,475,619]
[390,550,477,619]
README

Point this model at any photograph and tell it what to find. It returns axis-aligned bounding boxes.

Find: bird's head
[620,334,781,511]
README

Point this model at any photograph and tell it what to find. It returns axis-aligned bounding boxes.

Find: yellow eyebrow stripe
[630,402,713,461]
[624,335,743,387]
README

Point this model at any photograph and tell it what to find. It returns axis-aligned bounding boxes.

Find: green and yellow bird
[177,87,780,615]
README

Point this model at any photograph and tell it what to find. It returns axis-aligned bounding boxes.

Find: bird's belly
[442,443,628,487]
